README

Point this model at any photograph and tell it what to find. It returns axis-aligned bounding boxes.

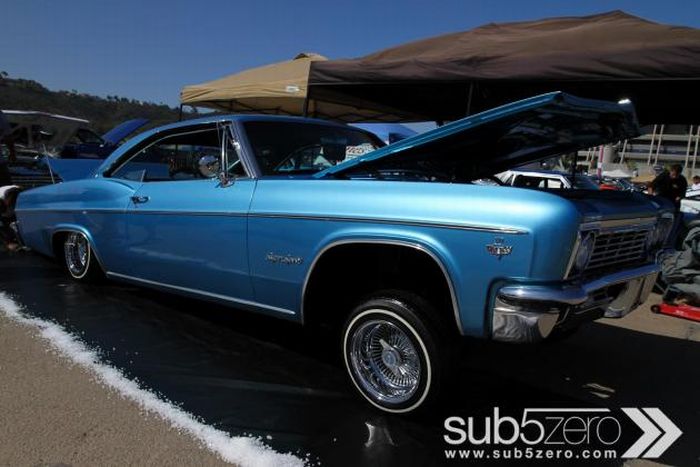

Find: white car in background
[497,169,600,190]
[681,189,700,215]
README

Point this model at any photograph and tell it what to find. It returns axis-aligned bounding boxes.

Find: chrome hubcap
[349,317,422,405]
[64,232,89,277]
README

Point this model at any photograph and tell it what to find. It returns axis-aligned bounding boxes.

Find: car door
[107,122,256,302]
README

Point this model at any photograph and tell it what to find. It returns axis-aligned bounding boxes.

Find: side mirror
[197,154,220,178]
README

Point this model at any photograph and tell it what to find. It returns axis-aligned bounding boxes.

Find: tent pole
[465,82,474,116]
[302,97,310,117]
[178,104,183,122]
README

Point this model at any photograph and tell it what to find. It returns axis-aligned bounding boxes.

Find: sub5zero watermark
[443,408,681,461]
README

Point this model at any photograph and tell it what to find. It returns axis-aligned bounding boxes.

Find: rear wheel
[342,291,451,413]
[62,232,103,281]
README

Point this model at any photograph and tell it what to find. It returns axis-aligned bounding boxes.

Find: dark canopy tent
[308,11,700,124]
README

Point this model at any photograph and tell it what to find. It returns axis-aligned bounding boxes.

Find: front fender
[300,228,463,332]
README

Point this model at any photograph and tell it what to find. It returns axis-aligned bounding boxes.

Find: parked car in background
[2,110,148,188]
[351,123,418,144]
[681,188,700,216]
[497,169,600,190]
[15,92,674,413]
[590,176,643,192]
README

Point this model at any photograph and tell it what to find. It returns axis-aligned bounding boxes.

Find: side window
[547,179,563,189]
[111,126,243,182]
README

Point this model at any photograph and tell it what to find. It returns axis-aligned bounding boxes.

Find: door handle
[131,196,150,204]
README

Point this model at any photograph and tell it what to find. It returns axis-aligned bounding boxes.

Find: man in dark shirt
[0,110,16,187]
[652,164,687,210]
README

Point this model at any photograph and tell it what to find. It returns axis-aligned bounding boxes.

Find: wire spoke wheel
[349,317,422,405]
[64,232,90,278]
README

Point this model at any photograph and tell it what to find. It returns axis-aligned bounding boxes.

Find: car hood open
[3,110,90,155]
[315,92,639,179]
[101,118,149,145]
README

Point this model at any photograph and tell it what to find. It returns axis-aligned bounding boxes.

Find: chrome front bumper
[491,264,660,343]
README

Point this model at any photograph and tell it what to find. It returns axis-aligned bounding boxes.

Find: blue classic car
[14,92,674,413]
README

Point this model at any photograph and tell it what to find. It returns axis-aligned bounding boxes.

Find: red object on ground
[653,302,700,322]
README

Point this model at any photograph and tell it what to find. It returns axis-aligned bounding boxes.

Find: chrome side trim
[248,213,527,235]
[499,263,660,306]
[16,208,124,214]
[16,208,248,217]
[16,208,528,234]
[122,210,247,217]
[106,272,296,316]
[300,238,464,335]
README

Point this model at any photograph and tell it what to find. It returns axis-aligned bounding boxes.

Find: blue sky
[2,0,699,107]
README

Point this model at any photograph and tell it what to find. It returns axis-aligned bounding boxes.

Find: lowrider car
[15,92,674,413]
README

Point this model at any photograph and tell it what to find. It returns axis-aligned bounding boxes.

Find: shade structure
[180,52,410,122]
[308,11,700,124]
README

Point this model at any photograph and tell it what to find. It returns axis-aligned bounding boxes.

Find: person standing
[0,110,16,186]
[669,164,688,209]
[691,175,700,191]
[652,164,688,249]
[652,164,687,210]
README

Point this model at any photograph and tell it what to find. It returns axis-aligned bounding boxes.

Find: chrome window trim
[300,238,464,335]
[106,121,253,180]
[105,271,296,316]
[227,123,257,179]
[231,121,262,178]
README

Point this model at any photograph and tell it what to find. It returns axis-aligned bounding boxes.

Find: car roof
[508,169,569,176]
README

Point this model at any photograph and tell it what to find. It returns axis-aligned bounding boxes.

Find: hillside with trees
[0,72,192,134]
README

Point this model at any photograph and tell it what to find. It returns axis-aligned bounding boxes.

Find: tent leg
[302,97,310,117]
[178,104,184,122]
[465,83,474,116]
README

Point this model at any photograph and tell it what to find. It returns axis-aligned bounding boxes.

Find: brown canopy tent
[180,52,411,122]
[308,11,700,124]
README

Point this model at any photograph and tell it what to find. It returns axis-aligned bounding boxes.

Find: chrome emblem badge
[266,252,303,265]
[486,237,513,259]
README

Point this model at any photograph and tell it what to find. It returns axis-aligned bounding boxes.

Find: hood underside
[315,92,639,180]
[101,118,149,145]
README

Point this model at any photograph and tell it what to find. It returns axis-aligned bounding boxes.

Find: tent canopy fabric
[308,11,700,123]
[180,52,409,122]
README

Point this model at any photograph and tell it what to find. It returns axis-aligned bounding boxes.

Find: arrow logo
[622,408,682,458]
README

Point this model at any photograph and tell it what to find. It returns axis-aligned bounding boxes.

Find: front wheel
[342,292,450,413]
[62,231,103,281]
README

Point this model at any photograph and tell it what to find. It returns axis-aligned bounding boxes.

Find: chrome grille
[585,228,651,273]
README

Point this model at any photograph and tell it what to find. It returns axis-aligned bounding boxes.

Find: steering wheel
[273,144,324,172]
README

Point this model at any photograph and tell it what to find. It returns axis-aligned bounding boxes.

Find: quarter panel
[16,178,140,263]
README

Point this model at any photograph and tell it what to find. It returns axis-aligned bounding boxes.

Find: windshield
[243,121,383,175]
[571,175,600,190]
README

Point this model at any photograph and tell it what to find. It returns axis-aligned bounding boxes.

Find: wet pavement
[2,251,699,466]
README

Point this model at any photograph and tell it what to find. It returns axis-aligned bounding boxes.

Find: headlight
[573,232,595,273]
[649,214,674,249]
[657,215,674,245]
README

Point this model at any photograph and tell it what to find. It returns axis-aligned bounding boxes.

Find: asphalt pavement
[0,250,698,466]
